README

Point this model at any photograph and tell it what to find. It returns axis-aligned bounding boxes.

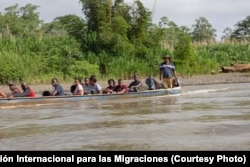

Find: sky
[1,0,250,40]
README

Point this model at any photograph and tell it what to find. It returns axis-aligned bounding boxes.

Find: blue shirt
[160,62,175,78]
[54,84,65,96]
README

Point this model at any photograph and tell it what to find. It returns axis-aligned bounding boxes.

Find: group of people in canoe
[44,74,158,96]
[0,55,179,99]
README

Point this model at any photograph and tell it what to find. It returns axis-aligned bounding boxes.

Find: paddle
[174,75,180,87]
[171,69,180,87]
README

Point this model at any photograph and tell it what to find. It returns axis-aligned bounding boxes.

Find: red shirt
[114,84,128,93]
[28,88,36,97]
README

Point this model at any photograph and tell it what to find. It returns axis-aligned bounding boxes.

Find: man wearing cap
[159,55,177,89]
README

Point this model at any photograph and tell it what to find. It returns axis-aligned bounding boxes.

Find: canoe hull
[0,87,181,109]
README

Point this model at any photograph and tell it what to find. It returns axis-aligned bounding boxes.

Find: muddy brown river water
[0,83,249,150]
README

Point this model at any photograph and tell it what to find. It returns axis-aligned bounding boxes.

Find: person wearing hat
[8,82,36,99]
[159,55,177,89]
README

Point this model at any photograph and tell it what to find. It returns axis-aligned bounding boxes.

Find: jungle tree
[0,3,41,37]
[231,16,250,41]
[191,17,216,42]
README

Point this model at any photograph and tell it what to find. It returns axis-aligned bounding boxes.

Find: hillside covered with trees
[0,0,250,84]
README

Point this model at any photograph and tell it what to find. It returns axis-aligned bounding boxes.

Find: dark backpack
[70,85,76,93]
[42,91,51,96]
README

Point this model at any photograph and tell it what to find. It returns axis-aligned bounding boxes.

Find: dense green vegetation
[0,1,250,84]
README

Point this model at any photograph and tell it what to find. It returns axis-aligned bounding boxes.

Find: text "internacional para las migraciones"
[0,154,247,165]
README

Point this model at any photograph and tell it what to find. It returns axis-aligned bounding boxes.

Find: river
[0,83,249,150]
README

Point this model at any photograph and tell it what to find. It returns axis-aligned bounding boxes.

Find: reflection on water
[0,83,250,150]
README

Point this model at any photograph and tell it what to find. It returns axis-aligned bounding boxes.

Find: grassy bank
[0,35,250,84]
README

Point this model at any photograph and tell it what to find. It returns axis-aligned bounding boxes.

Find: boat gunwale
[0,87,180,101]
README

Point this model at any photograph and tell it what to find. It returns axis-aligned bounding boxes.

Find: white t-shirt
[74,84,84,95]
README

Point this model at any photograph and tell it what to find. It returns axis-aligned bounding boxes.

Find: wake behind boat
[0,87,181,109]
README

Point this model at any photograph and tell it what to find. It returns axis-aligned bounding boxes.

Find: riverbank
[178,72,250,85]
[1,73,250,94]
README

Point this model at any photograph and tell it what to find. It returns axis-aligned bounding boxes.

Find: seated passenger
[128,74,142,92]
[8,82,35,98]
[89,75,102,94]
[145,75,161,90]
[103,79,116,94]
[82,77,92,95]
[113,79,128,94]
[72,78,84,95]
[6,82,21,97]
[51,78,65,96]
[0,89,6,98]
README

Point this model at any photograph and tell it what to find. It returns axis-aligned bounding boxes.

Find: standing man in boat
[8,82,35,98]
[51,78,65,96]
[159,55,177,89]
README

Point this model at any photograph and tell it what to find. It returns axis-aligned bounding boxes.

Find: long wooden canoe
[0,87,181,109]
